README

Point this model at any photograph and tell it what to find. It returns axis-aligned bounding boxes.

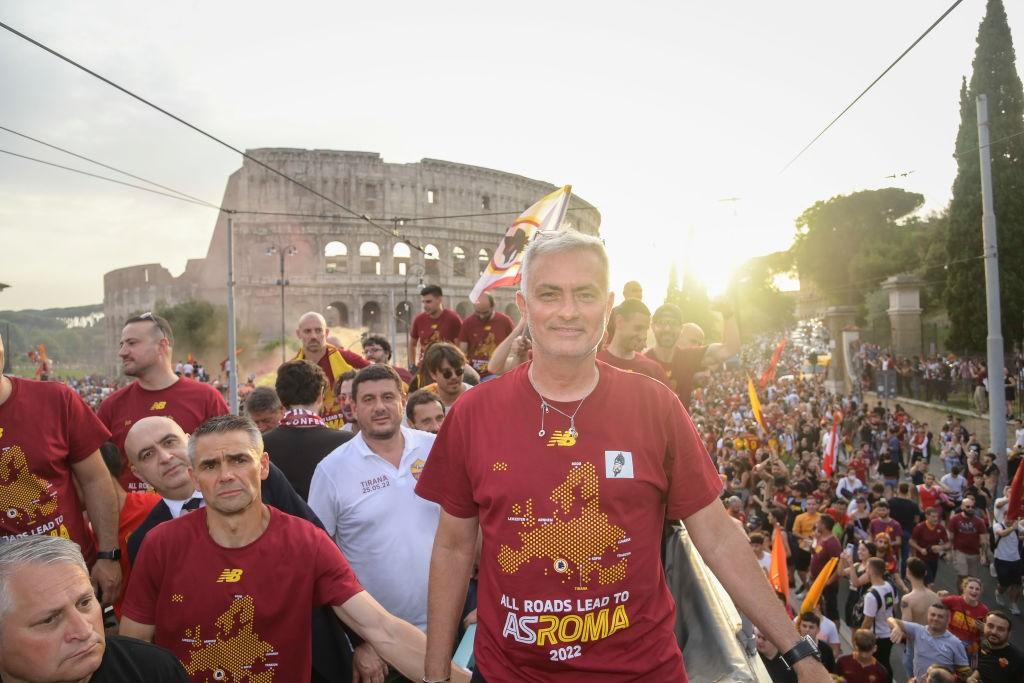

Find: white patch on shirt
[605,451,634,479]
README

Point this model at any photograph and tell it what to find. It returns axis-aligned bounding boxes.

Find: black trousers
[471,670,487,683]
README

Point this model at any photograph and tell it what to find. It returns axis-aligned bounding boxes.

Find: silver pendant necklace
[530,368,598,439]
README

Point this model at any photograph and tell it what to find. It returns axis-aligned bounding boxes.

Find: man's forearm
[75,455,120,549]
[686,504,803,656]
[424,537,476,678]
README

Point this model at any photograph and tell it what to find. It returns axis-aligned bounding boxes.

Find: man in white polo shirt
[309,364,440,632]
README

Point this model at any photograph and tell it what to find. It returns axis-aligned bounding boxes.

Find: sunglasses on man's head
[440,366,464,380]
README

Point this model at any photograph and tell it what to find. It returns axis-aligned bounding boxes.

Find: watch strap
[780,634,820,669]
[96,549,121,561]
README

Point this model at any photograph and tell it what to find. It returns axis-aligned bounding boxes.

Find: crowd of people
[2,229,1023,682]
[850,340,1024,418]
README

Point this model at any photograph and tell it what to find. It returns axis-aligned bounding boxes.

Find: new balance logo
[216,569,244,583]
[546,430,576,447]
[149,401,167,410]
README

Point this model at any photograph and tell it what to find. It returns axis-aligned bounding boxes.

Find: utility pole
[226,214,239,415]
[976,94,1008,490]
[267,245,296,365]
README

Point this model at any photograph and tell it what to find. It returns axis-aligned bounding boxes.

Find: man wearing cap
[644,301,740,408]
[98,313,228,492]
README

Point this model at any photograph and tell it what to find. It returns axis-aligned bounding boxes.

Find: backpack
[850,585,896,633]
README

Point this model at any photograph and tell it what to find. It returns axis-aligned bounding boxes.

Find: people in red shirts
[292,311,368,429]
[458,293,514,378]
[0,334,123,606]
[596,299,669,383]
[98,313,228,491]
[917,473,945,514]
[415,230,829,682]
[408,285,462,371]
[943,576,988,666]
[120,415,469,682]
[809,515,842,621]
[643,302,740,408]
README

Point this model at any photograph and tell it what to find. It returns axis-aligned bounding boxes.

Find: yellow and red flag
[800,556,839,615]
[747,373,767,432]
[469,185,572,303]
[769,528,790,603]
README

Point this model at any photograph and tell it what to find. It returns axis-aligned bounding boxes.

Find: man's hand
[462,608,478,628]
[352,642,388,683]
[91,559,122,606]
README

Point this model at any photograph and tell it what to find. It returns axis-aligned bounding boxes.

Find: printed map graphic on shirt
[498,462,628,591]
[182,595,278,681]
[0,445,58,527]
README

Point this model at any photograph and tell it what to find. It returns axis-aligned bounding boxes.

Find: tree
[155,299,218,359]
[728,251,795,338]
[792,188,925,306]
[945,0,1024,353]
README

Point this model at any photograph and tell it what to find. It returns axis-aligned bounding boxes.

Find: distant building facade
[103,149,600,372]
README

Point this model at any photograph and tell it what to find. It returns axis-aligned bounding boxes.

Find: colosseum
[103,149,601,372]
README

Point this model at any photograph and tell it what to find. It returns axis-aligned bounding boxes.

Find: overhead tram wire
[0,19,423,253]
[0,148,221,209]
[0,124,217,208]
[0,132,582,243]
[779,0,966,174]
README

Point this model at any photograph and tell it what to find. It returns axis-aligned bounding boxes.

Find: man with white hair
[293,311,368,429]
[416,230,829,682]
[0,535,188,682]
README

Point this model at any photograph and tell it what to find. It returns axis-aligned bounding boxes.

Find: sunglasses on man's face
[439,366,464,380]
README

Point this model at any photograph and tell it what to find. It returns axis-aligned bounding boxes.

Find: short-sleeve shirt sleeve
[663,393,723,519]
[121,527,165,625]
[864,591,880,618]
[312,528,363,607]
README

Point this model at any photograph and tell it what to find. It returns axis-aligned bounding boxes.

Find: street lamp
[266,245,297,364]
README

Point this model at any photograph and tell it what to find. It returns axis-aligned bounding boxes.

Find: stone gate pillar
[881,274,923,358]
[823,305,859,395]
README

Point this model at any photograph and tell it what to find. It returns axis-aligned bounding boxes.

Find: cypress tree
[945,0,1024,352]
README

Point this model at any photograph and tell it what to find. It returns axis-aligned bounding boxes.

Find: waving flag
[759,338,787,389]
[800,556,839,616]
[747,374,767,432]
[822,411,842,479]
[769,528,790,603]
[469,185,572,303]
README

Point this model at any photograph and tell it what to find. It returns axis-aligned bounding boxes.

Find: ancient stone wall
[103,149,600,372]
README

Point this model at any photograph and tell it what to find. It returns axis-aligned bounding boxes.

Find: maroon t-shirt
[868,518,903,543]
[947,513,988,554]
[596,349,669,384]
[415,361,723,682]
[123,506,362,680]
[0,377,111,563]
[410,309,463,363]
[644,346,707,408]
[911,521,948,561]
[835,654,890,683]
[98,377,228,491]
[809,535,841,579]
[458,312,515,376]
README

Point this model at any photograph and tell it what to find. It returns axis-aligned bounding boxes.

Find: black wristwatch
[780,634,821,669]
[96,549,121,561]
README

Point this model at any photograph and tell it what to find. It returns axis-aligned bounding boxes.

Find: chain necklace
[529,368,598,439]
